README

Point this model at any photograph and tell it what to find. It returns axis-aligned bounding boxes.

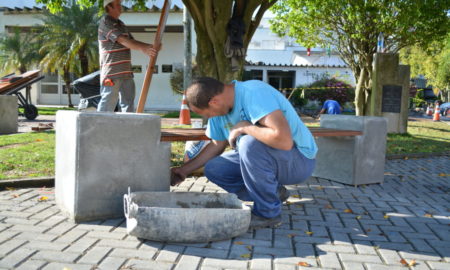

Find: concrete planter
[124,191,251,243]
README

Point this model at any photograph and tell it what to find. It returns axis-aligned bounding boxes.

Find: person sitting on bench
[170,77,317,229]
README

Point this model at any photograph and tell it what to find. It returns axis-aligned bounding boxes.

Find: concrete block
[313,115,387,185]
[55,111,170,222]
[0,96,18,134]
[124,191,251,242]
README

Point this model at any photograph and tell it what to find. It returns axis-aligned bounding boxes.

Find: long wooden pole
[136,0,171,113]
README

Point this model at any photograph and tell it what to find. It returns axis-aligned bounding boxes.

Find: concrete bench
[161,115,387,186]
[313,115,387,186]
[55,111,171,222]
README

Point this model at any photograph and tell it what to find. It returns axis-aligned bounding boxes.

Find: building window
[40,72,58,94]
[243,69,263,81]
[267,70,295,90]
[162,64,173,73]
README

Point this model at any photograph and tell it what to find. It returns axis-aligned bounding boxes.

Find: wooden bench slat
[160,127,362,142]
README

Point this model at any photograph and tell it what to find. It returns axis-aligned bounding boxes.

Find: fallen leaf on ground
[324,204,333,209]
[438,173,448,177]
[287,234,297,238]
[5,187,15,191]
[305,231,313,236]
[292,194,300,198]
[297,261,311,267]
[12,194,19,198]
[400,259,417,267]
[234,241,244,245]
[366,229,372,232]
[246,245,252,251]
[344,209,353,213]
[404,157,409,160]
[383,215,389,219]
[240,253,251,258]
[38,196,48,202]
[356,216,362,220]
[35,139,43,142]
[316,186,324,190]
[424,213,433,218]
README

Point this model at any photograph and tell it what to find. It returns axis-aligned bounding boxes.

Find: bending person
[171,77,317,229]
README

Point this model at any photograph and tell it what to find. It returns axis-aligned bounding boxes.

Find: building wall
[0,9,185,111]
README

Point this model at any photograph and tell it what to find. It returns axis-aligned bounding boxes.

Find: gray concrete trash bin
[124,191,251,243]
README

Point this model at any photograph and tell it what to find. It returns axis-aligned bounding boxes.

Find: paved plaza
[0,156,449,270]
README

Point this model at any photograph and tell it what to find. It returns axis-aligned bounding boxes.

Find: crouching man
[171,77,317,229]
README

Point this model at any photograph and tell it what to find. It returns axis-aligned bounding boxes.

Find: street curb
[0,177,54,189]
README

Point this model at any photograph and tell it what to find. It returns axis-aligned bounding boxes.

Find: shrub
[302,77,355,105]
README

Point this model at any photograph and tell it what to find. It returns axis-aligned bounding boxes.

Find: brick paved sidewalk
[0,156,449,270]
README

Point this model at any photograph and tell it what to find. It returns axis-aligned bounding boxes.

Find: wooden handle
[136,0,171,113]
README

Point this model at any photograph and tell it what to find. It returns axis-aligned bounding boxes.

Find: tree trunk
[183,0,276,82]
[63,69,73,108]
[78,44,89,76]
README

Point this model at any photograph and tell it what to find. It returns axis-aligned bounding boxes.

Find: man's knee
[238,135,266,157]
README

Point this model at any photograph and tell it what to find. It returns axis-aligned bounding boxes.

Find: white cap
[103,0,120,8]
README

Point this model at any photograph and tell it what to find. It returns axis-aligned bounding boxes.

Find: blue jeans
[204,135,315,218]
[97,78,135,112]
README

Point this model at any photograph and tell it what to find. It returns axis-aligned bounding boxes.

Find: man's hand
[170,167,186,186]
[228,121,251,148]
[144,43,162,58]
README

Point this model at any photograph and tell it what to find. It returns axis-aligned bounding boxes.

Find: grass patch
[387,120,450,155]
[161,111,202,119]
[0,120,448,180]
[18,106,76,116]
[0,131,55,179]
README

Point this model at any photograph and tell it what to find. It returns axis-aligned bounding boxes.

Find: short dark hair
[186,77,224,109]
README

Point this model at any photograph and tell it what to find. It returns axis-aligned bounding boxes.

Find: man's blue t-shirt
[322,100,341,114]
[206,80,318,159]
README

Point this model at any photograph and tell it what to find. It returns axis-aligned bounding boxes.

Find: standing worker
[98,0,160,112]
[319,99,343,115]
[171,78,318,229]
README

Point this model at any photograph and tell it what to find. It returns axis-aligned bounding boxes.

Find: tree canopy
[270,0,450,115]
[400,33,450,94]
[37,0,277,83]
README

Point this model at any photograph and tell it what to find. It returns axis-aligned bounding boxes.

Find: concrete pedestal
[313,115,387,186]
[0,96,18,134]
[55,111,170,222]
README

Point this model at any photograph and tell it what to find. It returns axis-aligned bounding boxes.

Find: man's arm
[229,109,293,151]
[117,35,159,57]
[171,139,228,185]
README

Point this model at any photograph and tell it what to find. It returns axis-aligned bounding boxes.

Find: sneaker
[277,185,290,203]
[249,213,282,229]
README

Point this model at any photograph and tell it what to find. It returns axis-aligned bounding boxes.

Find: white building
[0,1,354,110]
[244,15,355,91]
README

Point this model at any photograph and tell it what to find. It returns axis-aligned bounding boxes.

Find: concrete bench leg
[0,96,18,134]
[312,115,387,185]
[55,111,170,222]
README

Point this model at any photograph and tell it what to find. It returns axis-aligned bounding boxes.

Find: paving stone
[31,250,80,263]
[184,247,228,259]
[174,255,202,270]
[124,258,174,270]
[96,239,139,249]
[399,251,442,261]
[77,246,111,264]
[341,261,365,270]
[0,239,27,256]
[156,248,182,263]
[24,241,67,252]
[315,244,355,254]
[338,253,383,263]
[274,257,317,267]
[249,254,272,270]
[365,263,410,270]
[15,259,47,270]
[427,261,450,270]
[97,257,127,270]
[253,246,294,257]
[294,243,316,258]
[41,262,92,270]
[0,248,36,269]
[377,248,403,265]
[318,252,341,268]
[203,258,248,269]
[110,247,156,259]
[63,237,98,253]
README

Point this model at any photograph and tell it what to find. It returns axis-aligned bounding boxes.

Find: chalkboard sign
[382,85,402,113]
